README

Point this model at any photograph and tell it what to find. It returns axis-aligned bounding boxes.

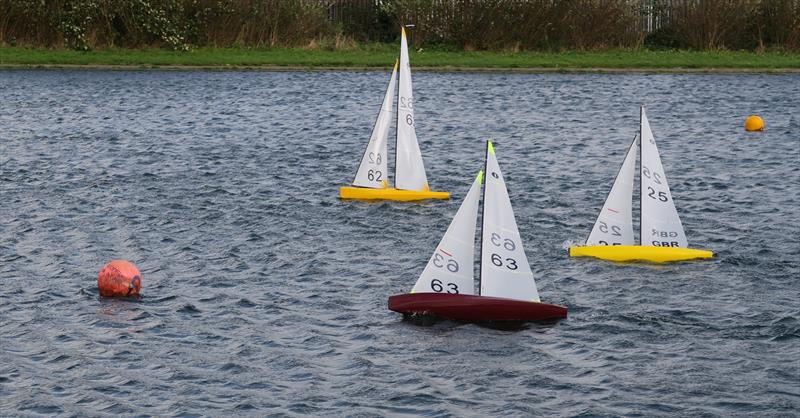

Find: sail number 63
[432,253,459,272]
[490,253,518,270]
[490,233,516,251]
[430,279,458,294]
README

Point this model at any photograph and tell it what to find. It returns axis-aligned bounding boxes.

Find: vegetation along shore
[1,0,797,71]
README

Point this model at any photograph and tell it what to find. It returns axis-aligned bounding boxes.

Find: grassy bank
[1,46,799,71]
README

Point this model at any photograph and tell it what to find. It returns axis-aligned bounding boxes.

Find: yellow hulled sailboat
[339,27,448,201]
[569,106,713,263]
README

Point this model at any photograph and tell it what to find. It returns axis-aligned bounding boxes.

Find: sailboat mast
[638,105,644,246]
[393,50,401,187]
[477,140,490,295]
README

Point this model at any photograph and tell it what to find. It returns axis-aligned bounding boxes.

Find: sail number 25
[647,187,668,202]
[598,221,621,236]
[642,166,663,184]
[597,221,623,245]
[643,166,668,201]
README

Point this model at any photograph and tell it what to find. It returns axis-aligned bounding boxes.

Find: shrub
[0,0,796,51]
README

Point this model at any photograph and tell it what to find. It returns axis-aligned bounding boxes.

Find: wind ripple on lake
[0,70,798,416]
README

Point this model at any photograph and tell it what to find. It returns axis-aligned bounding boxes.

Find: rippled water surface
[1,69,799,416]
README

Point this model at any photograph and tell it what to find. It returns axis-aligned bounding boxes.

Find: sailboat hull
[388,293,567,322]
[569,245,713,263]
[339,186,449,201]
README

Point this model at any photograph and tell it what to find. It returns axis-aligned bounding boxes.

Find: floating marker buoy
[745,115,765,131]
[98,260,141,297]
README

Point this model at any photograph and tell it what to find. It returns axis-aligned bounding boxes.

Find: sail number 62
[368,152,382,164]
[399,96,413,109]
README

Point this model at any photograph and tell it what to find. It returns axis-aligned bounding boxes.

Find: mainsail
[480,142,540,302]
[352,61,398,188]
[394,26,429,191]
[639,106,688,248]
[411,171,482,295]
[586,136,637,246]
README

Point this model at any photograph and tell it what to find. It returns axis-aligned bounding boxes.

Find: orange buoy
[98,260,141,297]
[745,115,765,131]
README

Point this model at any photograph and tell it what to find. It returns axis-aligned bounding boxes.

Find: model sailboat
[389,141,567,322]
[569,106,714,263]
[339,27,449,201]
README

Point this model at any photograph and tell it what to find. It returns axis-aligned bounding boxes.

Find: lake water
[1,69,798,416]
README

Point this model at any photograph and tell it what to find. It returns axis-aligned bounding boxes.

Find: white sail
[586,136,637,246]
[411,171,482,295]
[639,106,688,248]
[480,142,540,302]
[394,27,429,191]
[352,61,397,188]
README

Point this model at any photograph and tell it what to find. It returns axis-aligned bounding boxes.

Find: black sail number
[647,186,668,202]
[490,253,518,270]
[400,97,414,126]
[506,258,518,270]
[598,240,623,246]
[431,279,459,294]
[368,170,382,181]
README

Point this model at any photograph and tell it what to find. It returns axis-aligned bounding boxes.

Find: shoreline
[3,46,798,73]
[2,63,800,73]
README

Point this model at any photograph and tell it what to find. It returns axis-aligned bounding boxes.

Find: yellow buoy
[745,115,765,131]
